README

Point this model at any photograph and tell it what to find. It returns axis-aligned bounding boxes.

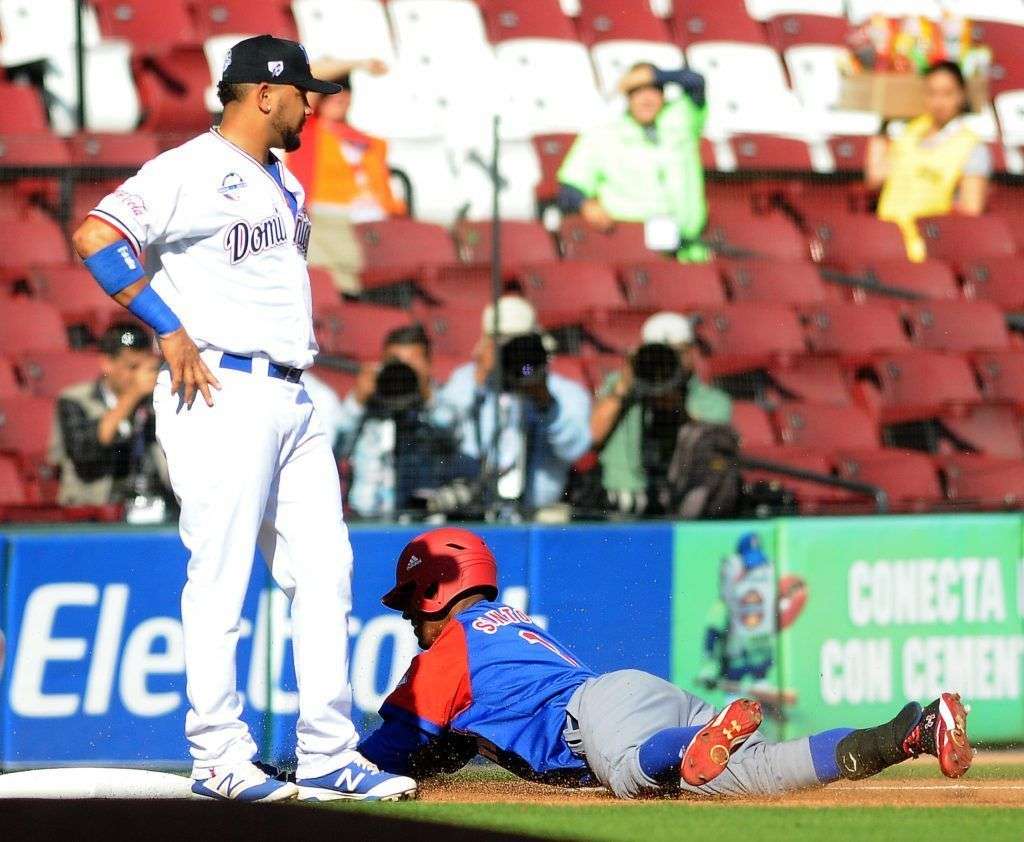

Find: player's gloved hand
[160,327,222,408]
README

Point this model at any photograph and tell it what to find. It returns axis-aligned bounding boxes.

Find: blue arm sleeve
[654,67,706,108]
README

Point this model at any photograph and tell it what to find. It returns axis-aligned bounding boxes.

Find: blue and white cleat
[296,753,417,802]
[191,761,298,802]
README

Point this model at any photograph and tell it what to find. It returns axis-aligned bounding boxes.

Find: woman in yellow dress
[866,61,991,262]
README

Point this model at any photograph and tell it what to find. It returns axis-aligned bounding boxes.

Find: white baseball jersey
[91,128,317,369]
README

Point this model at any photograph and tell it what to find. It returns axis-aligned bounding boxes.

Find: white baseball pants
[153,352,357,779]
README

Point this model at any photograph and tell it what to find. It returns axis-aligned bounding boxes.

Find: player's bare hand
[581,199,615,233]
[618,63,655,95]
[160,328,222,408]
[361,58,388,76]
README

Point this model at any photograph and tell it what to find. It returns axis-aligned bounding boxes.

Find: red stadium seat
[0,395,55,474]
[0,356,20,397]
[722,259,827,306]
[940,405,1024,460]
[67,132,162,167]
[705,210,808,261]
[728,134,814,170]
[531,133,576,205]
[959,255,1024,309]
[92,0,199,50]
[808,214,907,268]
[774,402,879,451]
[355,219,458,289]
[765,13,848,50]
[134,45,213,133]
[0,217,70,268]
[308,267,341,315]
[314,301,413,360]
[430,354,464,385]
[917,215,1017,262]
[850,258,960,301]
[0,453,27,505]
[580,353,623,392]
[575,0,670,44]
[740,447,851,507]
[455,220,558,273]
[695,302,805,376]
[834,449,943,509]
[477,0,576,42]
[583,311,649,353]
[619,261,725,311]
[767,358,851,405]
[670,0,765,45]
[984,185,1024,252]
[0,83,50,132]
[802,302,911,358]
[941,454,1024,507]
[826,135,870,172]
[308,366,356,400]
[192,0,297,38]
[974,351,1024,408]
[0,298,69,356]
[519,261,625,327]
[861,351,981,424]
[731,401,775,448]
[560,217,657,265]
[416,270,496,311]
[18,351,104,398]
[970,21,1024,96]
[549,354,588,386]
[29,266,129,335]
[903,301,1009,352]
[421,305,484,358]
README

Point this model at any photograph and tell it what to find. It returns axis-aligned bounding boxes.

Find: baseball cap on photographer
[641,311,693,347]
[220,35,342,94]
[481,295,538,339]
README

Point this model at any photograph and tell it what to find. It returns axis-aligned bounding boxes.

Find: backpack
[663,422,741,519]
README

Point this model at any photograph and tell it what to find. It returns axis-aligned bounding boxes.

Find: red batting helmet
[381,527,498,615]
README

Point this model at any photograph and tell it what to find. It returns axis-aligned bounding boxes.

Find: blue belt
[219,352,303,383]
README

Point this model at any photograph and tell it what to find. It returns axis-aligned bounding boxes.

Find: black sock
[834,702,922,780]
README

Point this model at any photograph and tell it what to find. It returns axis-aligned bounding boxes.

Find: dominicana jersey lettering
[358,601,597,784]
[90,129,317,369]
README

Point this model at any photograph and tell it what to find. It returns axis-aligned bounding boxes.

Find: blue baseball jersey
[358,601,596,784]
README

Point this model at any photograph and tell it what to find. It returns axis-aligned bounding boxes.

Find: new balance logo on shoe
[216,772,244,798]
[334,769,367,792]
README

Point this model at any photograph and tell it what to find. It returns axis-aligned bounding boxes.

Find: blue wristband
[83,239,146,295]
[127,284,182,336]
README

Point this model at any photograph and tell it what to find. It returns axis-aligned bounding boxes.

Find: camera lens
[632,343,685,398]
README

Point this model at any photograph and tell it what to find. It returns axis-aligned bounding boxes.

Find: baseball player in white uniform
[71,35,416,803]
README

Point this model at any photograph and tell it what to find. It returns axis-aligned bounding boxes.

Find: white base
[0,768,202,800]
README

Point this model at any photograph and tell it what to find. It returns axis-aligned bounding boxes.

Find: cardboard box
[839,72,988,119]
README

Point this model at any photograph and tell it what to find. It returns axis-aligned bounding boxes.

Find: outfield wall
[0,516,1021,768]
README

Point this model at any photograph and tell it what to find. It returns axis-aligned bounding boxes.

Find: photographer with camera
[331,325,465,518]
[590,312,732,515]
[435,296,591,512]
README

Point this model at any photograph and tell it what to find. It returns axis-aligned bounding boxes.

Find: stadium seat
[308,366,357,400]
[0,298,69,356]
[971,21,1024,95]
[694,302,806,376]
[44,41,141,135]
[705,209,809,261]
[984,183,1024,251]
[671,0,765,45]
[575,0,670,44]
[583,311,650,353]
[808,214,907,268]
[861,351,981,424]
[590,41,685,96]
[619,261,726,311]
[452,138,541,222]
[0,82,52,133]
[580,353,623,392]
[518,261,626,327]
[0,217,71,268]
[354,219,458,289]
[774,401,880,451]
[385,136,462,222]
[29,266,128,336]
[802,302,911,358]
[549,355,588,387]
[845,0,943,23]
[827,135,870,171]
[728,134,815,170]
[0,0,101,66]
[0,395,55,475]
[307,267,341,316]
[559,218,656,265]
[739,447,851,507]
[0,453,27,505]
[0,134,69,167]
[722,259,827,305]
[192,0,297,39]
[421,305,485,358]
[67,133,161,167]
[0,83,68,165]
[916,215,1018,262]
[903,301,1010,352]
[744,0,845,20]
[782,45,880,135]
[959,255,1024,309]
[389,0,489,54]
[974,350,1024,407]
[850,258,960,302]
[314,302,413,359]
[18,351,105,398]
[834,449,943,509]
[764,12,848,50]
[731,400,776,448]
[134,45,214,133]
[455,220,558,273]
[766,357,851,405]
[531,133,576,205]
[292,0,396,62]
[415,269,497,312]
[941,454,1024,507]
[476,0,576,42]
[91,0,198,50]
[940,404,1024,460]
[0,356,20,397]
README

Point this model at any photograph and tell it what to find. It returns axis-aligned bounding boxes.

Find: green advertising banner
[776,514,1024,743]
[673,514,1024,744]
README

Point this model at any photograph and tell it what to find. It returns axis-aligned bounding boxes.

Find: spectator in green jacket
[590,312,731,513]
[557,62,709,262]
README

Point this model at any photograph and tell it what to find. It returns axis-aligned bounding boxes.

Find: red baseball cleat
[681,698,762,787]
[903,691,973,779]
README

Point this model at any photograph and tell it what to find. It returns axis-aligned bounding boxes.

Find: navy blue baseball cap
[220,35,342,94]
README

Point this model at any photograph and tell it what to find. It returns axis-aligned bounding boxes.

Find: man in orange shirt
[289,58,406,293]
